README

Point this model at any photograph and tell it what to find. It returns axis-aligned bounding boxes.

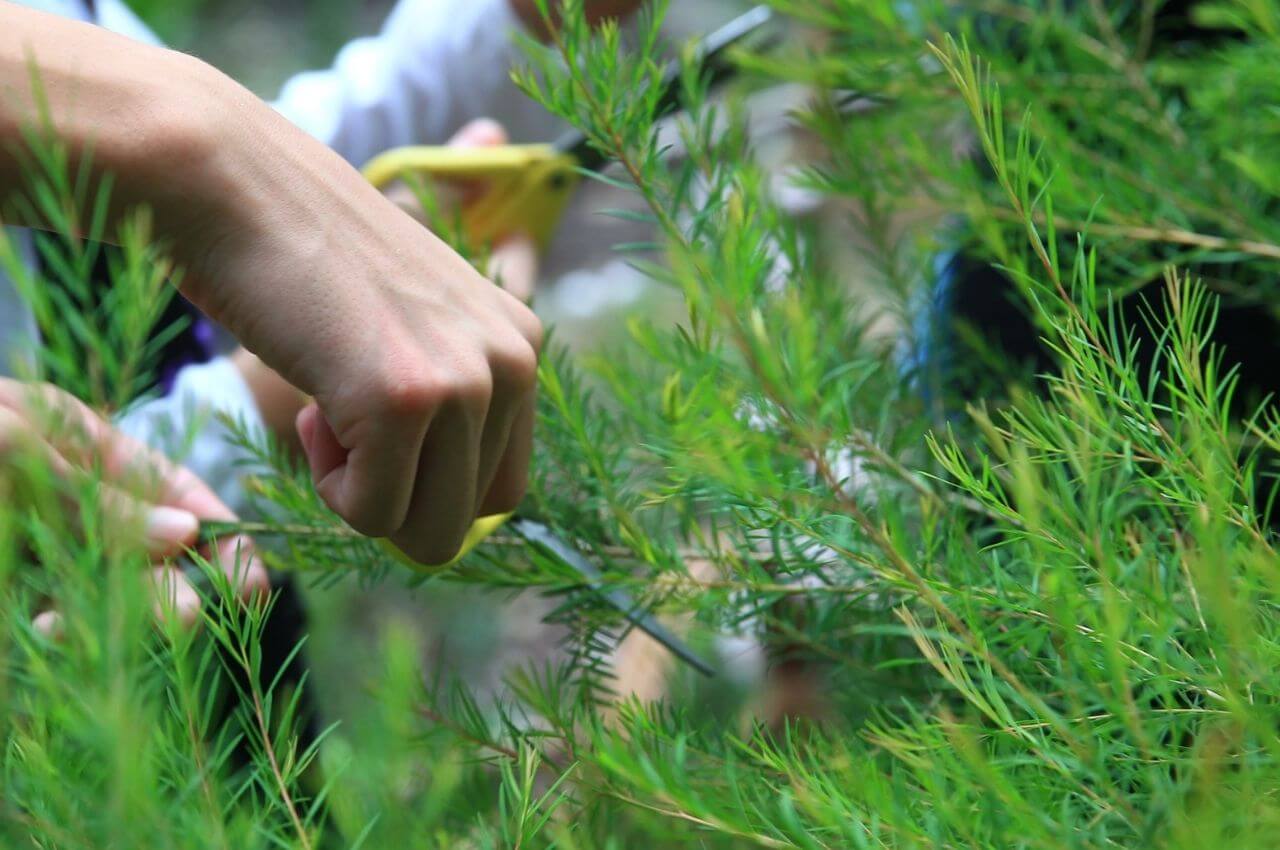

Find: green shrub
[5,1,1280,846]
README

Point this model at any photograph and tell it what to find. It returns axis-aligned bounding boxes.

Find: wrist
[122,55,257,242]
[132,55,312,308]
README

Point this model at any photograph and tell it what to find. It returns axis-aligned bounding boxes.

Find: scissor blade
[556,4,778,173]
[510,518,715,677]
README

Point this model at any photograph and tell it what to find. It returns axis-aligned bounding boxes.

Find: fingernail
[145,506,199,546]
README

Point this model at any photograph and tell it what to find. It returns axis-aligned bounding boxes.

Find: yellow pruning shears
[363,144,580,249]
[351,6,774,674]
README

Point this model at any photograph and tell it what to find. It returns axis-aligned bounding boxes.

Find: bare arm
[0,4,215,226]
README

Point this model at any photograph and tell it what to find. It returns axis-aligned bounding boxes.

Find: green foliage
[1,120,183,411]
[7,1,1280,847]
[125,0,211,43]
[129,0,382,73]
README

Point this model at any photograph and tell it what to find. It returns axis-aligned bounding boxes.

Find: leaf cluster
[8,1,1280,847]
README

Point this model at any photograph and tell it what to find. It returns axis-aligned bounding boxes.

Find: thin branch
[990,208,1280,262]
[604,790,804,850]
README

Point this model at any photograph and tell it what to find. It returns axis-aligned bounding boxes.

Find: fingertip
[33,610,63,640]
[449,117,509,148]
[151,567,202,629]
[215,535,271,602]
[145,505,201,553]
[243,562,272,601]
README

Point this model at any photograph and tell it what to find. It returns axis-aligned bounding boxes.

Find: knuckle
[373,364,442,419]
[493,345,538,394]
[459,362,495,409]
[374,358,496,418]
[515,306,544,356]
[435,357,493,414]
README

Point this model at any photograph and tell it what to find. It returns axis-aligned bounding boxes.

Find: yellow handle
[378,512,513,571]
[360,143,580,571]
[362,144,581,249]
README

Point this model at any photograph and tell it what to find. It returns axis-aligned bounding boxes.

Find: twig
[604,790,803,850]
[248,684,313,850]
[989,208,1280,262]
[414,704,568,776]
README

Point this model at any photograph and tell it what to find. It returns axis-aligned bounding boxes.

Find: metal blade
[510,518,716,677]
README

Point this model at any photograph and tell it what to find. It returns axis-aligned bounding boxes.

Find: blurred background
[135,0,761,346]
[131,0,741,96]
[130,0,397,94]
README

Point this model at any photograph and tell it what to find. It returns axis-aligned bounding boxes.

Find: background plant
[5,1,1280,847]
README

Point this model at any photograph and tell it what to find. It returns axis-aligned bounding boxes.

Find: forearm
[0,4,217,227]
[0,3,406,376]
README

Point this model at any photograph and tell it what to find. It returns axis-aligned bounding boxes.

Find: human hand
[0,379,268,633]
[164,75,542,567]
[228,118,541,493]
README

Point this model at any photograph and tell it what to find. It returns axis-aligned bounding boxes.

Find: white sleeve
[114,358,269,519]
[272,0,566,166]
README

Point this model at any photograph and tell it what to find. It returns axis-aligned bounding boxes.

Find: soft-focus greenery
[126,0,208,41]
[129,0,387,91]
[6,0,1280,846]
[129,0,356,47]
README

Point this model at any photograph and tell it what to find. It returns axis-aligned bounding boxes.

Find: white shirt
[0,0,558,513]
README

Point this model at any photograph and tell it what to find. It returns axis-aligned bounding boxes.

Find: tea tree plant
[6,1,1280,847]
